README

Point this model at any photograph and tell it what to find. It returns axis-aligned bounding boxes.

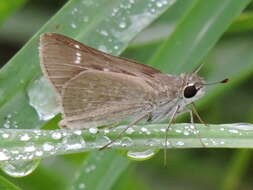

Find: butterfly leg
[99,113,150,150]
[100,122,120,130]
[185,107,206,147]
[164,105,180,166]
[191,102,208,127]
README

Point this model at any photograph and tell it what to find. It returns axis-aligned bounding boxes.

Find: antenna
[194,63,205,74]
[202,78,229,86]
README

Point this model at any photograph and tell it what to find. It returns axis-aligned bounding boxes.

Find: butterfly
[39,33,227,149]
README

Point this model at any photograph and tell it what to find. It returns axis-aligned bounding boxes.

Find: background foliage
[1,0,253,189]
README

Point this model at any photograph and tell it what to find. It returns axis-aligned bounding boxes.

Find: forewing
[40,33,88,93]
[60,70,155,129]
[39,33,162,94]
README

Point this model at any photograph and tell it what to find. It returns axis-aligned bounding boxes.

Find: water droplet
[1,160,40,177]
[51,132,62,140]
[62,134,86,150]
[175,141,184,146]
[120,137,133,147]
[35,151,43,157]
[126,127,134,134]
[43,143,54,151]
[98,45,109,53]
[96,135,111,148]
[71,23,77,29]
[85,164,96,173]
[0,151,9,161]
[147,139,158,147]
[127,149,156,161]
[89,127,98,134]
[156,1,163,7]
[119,22,126,28]
[79,183,86,189]
[160,128,166,133]
[100,30,108,36]
[230,123,253,131]
[24,145,36,152]
[74,130,82,135]
[141,127,147,132]
[2,133,9,139]
[175,129,182,133]
[28,77,60,121]
[20,134,31,141]
[3,120,10,128]
[183,131,190,136]
[104,129,110,134]
[72,7,78,14]
[229,129,238,134]
[150,8,156,13]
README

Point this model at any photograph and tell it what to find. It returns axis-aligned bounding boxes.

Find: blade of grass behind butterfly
[148,0,251,74]
[226,11,253,34]
[0,0,27,25]
[0,175,21,190]
[71,151,129,190]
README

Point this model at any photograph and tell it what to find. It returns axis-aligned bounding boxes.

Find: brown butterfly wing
[39,33,162,94]
[60,70,155,129]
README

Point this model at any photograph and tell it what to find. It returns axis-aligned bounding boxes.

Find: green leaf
[0,175,21,190]
[1,123,253,162]
[71,151,130,190]
[226,12,253,34]
[0,0,27,25]
[220,149,251,190]
[148,0,251,74]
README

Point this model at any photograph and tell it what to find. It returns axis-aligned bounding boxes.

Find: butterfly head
[179,73,206,104]
[179,73,228,105]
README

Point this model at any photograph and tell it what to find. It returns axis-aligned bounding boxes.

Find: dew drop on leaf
[27,76,60,121]
[127,149,156,161]
[62,134,86,150]
[1,160,40,177]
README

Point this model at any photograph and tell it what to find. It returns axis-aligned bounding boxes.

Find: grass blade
[148,0,251,74]
[0,175,21,190]
[1,123,253,162]
[71,151,129,190]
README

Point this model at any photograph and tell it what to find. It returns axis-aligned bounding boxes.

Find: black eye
[184,85,198,98]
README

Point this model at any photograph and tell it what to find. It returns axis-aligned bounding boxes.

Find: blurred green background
[1,0,253,190]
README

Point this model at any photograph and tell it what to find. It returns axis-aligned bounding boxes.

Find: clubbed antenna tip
[221,78,229,83]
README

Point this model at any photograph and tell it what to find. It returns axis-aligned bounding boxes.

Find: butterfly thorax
[148,73,206,122]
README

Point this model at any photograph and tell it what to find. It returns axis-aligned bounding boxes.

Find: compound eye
[184,85,198,98]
